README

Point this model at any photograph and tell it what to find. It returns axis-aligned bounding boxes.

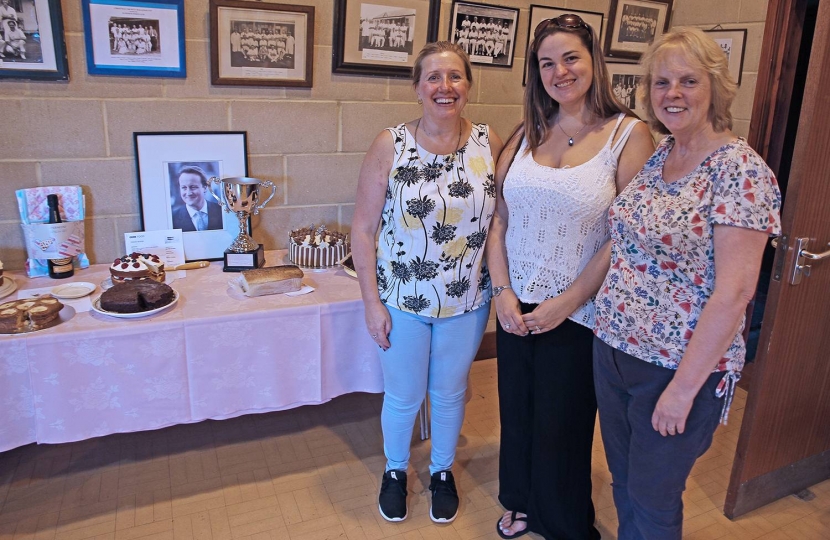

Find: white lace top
[503,114,640,327]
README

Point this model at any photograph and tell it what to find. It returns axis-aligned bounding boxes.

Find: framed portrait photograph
[448,1,518,68]
[523,5,604,86]
[81,0,186,77]
[604,0,673,60]
[0,0,69,81]
[210,0,314,87]
[704,28,747,85]
[607,62,646,119]
[332,0,439,78]
[134,132,249,262]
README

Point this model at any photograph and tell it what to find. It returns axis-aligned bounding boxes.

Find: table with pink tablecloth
[0,252,382,453]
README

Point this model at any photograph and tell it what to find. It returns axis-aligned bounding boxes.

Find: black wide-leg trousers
[497,304,601,540]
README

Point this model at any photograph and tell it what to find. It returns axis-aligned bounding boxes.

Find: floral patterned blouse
[594,137,782,374]
[376,122,496,318]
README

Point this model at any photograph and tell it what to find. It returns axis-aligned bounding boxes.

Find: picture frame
[134,132,249,262]
[704,28,747,86]
[81,0,186,78]
[210,0,314,87]
[604,0,673,61]
[607,62,646,119]
[0,0,69,81]
[523,5,604,86]
[332,0,439,78]
[448,1,519,68]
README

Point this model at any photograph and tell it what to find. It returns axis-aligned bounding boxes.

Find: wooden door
[724,0,830,518]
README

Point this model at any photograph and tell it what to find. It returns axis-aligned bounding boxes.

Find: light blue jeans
[380,304,489,474]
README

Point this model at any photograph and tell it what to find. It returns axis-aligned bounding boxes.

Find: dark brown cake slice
[100,281,175,313]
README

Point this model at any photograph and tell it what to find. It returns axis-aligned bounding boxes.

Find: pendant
[568,138,574,146]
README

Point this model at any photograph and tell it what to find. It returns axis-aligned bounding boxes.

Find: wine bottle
[46,194,74,279]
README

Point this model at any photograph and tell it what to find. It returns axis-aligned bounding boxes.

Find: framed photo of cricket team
[448,1,519,68]
[0,0,69,81]
[210,0,314,87]
[604,0,673,60]
[332,0,439,78]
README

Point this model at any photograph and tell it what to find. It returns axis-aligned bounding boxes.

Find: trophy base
[223,245,265,272]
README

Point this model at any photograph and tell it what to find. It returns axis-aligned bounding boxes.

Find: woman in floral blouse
[352,41,502,524]
[592,28,782,539]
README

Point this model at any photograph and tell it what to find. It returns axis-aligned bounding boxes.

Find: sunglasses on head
[535,14,592,40]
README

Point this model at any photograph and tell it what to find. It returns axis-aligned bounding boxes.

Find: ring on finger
[535,325,541,332]
[504,322,511,329]
[371,333,378,338]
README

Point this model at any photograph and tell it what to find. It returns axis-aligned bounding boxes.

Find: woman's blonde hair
[638,27,738,134]
[411,41,473,86]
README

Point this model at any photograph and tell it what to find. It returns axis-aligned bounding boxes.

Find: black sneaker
[378,469,408,521]
[429,470,459,523]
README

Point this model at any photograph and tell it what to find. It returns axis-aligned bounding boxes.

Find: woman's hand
[651,382,696,436]
[495,290,528,335]
[521,296,574,334]
[364,300,392,351]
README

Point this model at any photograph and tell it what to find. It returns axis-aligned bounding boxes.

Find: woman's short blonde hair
[638,27,737,134]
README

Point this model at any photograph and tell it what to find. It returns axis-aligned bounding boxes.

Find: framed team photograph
[333,0,439,78]
[448,1,518,68]
[607,62,646,119]
[134,132,249,262]
[210,0,314,87]
[704,28,747,85]
[604,0,673,60]
[82,0,186,77]
[0,0,69,81]
[523,5,604,86]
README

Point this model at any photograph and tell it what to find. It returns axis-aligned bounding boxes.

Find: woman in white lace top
[486,15,654,540]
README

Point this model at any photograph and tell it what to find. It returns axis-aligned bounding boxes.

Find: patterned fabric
[377,123,496,318]
[503,114,640,328]
[594,137,782,374]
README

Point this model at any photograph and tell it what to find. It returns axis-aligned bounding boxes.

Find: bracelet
[493,285,511,297]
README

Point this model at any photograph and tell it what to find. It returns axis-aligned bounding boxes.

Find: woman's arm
[521,118,655,333]
[351,130,395,350]
[485,125,528,335]
[651,225,769,436]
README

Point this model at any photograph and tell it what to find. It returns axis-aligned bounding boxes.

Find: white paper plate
[342,266,357,279]
[91,290,179,319]
[0,276,17,299]
[51,282,96,299]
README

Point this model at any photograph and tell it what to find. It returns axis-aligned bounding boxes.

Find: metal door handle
[801,243,830,260]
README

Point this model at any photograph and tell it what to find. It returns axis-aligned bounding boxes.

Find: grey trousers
[593,337,724,540]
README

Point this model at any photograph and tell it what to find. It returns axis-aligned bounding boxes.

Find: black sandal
[496,510,529,539]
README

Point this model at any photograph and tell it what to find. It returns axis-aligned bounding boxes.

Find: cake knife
[169,261,210,271]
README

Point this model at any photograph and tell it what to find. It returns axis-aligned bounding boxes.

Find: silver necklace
[557,117,588,146]
[413,118,463,166]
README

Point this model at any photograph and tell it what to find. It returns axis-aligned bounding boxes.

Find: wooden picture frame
[134,132,249,262]
[704,28,748,86]
[332,0,439,78]
[607,62,647,119]
[210,0,314,87]
[523,5,604,86]
[82,0,186,77]
[604,0,673,61]
[448,1,519,68]
[0,0,69,81]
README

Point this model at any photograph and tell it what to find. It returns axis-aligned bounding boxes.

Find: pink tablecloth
[0,252,382,452]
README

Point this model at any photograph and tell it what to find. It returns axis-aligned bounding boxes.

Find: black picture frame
[704,28,747,86]
[134,132,249,262]
[604,0,673,61]
[448,1,519,68]
[210,0,314,87]
[0,0,69,81]
[332,0,439,78]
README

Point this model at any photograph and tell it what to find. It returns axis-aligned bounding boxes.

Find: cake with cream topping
[110,253,165,284]
[288,225,350,269]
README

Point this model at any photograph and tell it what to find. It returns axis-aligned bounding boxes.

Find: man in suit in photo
[171,166,224,232]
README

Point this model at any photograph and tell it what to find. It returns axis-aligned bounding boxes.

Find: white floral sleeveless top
[376,122,496,318]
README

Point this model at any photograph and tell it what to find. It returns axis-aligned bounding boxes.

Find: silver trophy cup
[208,176,276,270]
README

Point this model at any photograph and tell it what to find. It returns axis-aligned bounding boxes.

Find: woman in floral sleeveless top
[592,29,781,539]
[352,42,503,525]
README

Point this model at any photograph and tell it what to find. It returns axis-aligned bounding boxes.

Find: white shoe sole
[429,507,458,523]
[378,504,407,522]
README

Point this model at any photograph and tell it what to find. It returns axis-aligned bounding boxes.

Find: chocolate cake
[100,281,175,314]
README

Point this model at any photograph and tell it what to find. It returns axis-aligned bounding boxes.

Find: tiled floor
[1,358,828,540]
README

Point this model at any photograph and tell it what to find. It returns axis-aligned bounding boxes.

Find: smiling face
[414,51,470,122]
[536,32,593,110]
[650,49,714,138]
[178,172,207,210]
